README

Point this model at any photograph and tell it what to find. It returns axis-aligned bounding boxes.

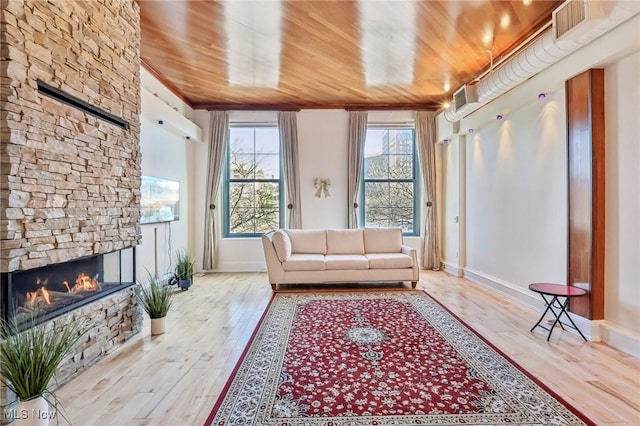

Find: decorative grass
[175,249,194,280]
[0,318,86,401]
[136,273,174,319]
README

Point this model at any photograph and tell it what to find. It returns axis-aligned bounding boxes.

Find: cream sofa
[261,228,419,290]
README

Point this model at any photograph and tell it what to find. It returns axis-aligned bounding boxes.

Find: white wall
[464,90,567,288]
[137,69,194,281]
[604,51,640,334]
[442,140,459,269]
[298,110,349,228]
[439,15,640,353]
[440,134,467,276]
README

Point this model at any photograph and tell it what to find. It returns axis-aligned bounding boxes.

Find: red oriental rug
[205,292,594,425]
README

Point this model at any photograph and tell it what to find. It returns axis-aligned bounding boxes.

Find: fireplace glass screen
[1,248,135,328]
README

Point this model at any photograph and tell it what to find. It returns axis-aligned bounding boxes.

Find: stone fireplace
[1,0,143,421]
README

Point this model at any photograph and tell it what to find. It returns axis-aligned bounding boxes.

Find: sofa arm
[401,245,420,283]
[261,231,285,289]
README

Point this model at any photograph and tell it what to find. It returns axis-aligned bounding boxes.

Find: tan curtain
[416,110,441,269]
[203,111,229,270]
[347,111,368,228]
[278,111,302,228]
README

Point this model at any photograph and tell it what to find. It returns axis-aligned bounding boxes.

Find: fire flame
[24,272,101,309]
[42,287,51,304]
[72,273,100,292]
[26,287,51,306]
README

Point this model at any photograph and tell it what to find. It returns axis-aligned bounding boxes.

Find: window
[224,126,282,236]
[362,127,418,234]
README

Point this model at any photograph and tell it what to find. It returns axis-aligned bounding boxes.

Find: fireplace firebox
[0,248,136,328]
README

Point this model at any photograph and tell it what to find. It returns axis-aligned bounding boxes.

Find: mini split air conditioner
[552,0,607,41]
[453,84,478,111]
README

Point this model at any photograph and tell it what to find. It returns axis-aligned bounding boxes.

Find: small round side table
[529,283,587,342]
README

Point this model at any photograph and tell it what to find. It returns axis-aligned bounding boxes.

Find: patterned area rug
[206,292,593,425]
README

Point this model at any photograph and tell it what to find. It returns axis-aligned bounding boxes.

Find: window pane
[229,182,255,209]
[228,182,280,234]
[255,153,280,179]
[364,182,389,208]
[230,153,255,179]
[255,128,279,154]
[364,155,389,179]
[390,207,413,231]
[229,208,255,234]
[389,182,413,207]
[364,129,386,156]
[365,207,391,228]
[229,128,254,153]
[388,154,413,179]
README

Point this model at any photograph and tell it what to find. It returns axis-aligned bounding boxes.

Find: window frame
[360,124,420,236]
[223,124,284,238]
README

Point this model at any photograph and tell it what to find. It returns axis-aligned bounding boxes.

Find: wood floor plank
[53,271,640,425]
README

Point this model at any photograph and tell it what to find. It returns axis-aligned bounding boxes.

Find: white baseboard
[213,261,267,273]
[568,316,601,342]
[462,267,603,342]
[462,267,541,311]
[598,321,640,358]
[442,261,463,277]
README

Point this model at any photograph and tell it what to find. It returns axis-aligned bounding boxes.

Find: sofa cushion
[272,230,292,262]
[366,253,413,269]
[364,228,403,253]
[325,254,369,270]
[282,254,326,271]
[326,229,364,254]
[285,229,327,254]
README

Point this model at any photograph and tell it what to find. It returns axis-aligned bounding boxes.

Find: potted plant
[0,318,86,426]
[136,273,174,335]
[175,249,194,291]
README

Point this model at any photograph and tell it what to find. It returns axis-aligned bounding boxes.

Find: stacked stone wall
[0,1,143,421]
[0,0,142,272]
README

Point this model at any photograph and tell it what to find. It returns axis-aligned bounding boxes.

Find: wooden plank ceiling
[138,0,562,110]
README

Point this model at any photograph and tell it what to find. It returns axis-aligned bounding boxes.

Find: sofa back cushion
[326,229,364,254]
[285,229,327,254]
[364,228,403,253]
[272,230,292,262]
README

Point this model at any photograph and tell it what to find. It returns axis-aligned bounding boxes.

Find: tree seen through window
[226,126,281,235]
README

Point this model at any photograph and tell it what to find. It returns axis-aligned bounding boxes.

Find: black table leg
[530,294,555,333]
[545,296,566,341]
[531,294,588,342]
[555,300,588,342]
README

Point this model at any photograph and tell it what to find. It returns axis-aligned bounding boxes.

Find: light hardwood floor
[56,272,640,425]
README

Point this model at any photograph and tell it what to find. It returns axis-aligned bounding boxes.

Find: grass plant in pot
[175,249,194,291]
[0,318,86,426]
[136,273,174,335]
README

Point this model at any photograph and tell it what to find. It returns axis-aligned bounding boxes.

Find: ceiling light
[444,82,451,92]
[360,1,417,86]
[468,129,474,134]
[496,114,503,120]
[500,13,511,29]
[224,0,282,88]
[538,93,547,99]
[443,101,450,109]
[482,29,493,47]
[523,0,532,5]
